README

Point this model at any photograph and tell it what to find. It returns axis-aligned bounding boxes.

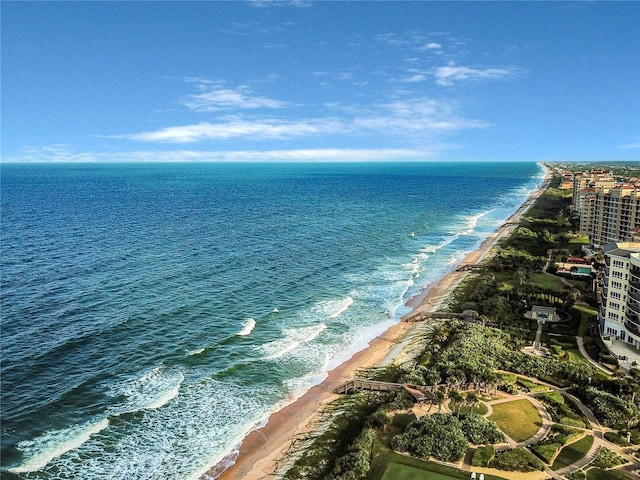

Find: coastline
[208,165,553,480]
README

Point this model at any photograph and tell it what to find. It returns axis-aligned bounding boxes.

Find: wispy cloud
[4,146,439,163]
[433,63,519,86]
[248,0,312,8]
[118,97,487,144]
[119,117,345,143]
[419,42,442,51]
[181,83,289,112]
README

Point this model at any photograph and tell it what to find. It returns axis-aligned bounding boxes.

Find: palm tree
[449,390,464,417]
[435,388,446,413]
[465,392,479,414]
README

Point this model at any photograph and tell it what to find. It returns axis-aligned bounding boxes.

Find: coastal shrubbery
[459,414,505,445]
[331,428,375,480]
[283,392,390,480]
[390,414,469,462]
[390,413,503,463]
[492,448,545,472]
[571,385,640,429]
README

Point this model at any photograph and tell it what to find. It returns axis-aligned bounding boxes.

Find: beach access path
[208,166,553,480]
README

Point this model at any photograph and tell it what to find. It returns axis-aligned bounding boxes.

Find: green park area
[488,399,542,442]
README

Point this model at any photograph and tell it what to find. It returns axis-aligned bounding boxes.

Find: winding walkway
[460,372,640,479]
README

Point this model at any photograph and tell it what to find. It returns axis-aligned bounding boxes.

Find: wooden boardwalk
[402,311,460,323]
[334,379,481,401]
[333,379,404,394]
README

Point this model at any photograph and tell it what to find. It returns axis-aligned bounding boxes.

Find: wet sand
[209,165,553,480]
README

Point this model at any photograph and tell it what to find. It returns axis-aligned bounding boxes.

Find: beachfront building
[590,186,640,248]
[572,169,616,211]
[599,242,640,365]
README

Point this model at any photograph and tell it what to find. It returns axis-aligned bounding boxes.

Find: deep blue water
[1,162,544,479]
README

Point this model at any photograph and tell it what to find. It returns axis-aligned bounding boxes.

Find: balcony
[625,321,640,343]
[627,310,640,328]
[630,289,640,303]
[628,301,640,317]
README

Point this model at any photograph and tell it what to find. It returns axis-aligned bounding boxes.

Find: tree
[466,392,479,413]
[449,390,464,416]
[435,388,446,413]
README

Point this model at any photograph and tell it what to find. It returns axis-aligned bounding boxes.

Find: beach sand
[209,165,553,480]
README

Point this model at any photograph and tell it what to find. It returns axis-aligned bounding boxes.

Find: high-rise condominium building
[599,242,640,351]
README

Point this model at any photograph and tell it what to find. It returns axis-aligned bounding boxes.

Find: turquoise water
[1,162,544,479]
[573,266,593,275]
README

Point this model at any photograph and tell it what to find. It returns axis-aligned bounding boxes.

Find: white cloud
[248,0,312,8]
[403,74,426,83]
[4,146,440,163]
[181,85,288,112]
[421,42,442,50]
[433,63,518,86]
[619,140,640,149]
[119,96,487,144]
[120,117,345,143]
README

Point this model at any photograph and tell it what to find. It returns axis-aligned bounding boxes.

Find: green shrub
[391,414,468,463]
[531,442,562,464]
[591,446,626,469]
[604,431,630,447]
[459,414,505,445]
[566,470,587,480]
[493,448,545,472]
[472,445,495,467]
[332,429,375,480]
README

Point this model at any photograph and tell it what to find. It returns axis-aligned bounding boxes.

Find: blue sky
[2,1,639,163]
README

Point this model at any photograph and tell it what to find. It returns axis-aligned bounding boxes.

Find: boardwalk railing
[334,379,486,397]
[333,379,404,394]
[402,311,460,323]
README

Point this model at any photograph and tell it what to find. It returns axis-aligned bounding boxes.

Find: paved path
[576,336,614,375]
[461,373,640,478]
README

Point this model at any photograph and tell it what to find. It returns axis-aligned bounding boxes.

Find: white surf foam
[108,366,184,413]
[322,296,354,319]
[9,418,110,473]
[236,318,256,336]
[187,347,206,356]
[261,323,328,360]
[461,209,493,235]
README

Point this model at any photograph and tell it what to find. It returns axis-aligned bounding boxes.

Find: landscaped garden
[551,435,595,470]
[488,399,541,442]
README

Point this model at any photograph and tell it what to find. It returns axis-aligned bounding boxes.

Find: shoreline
[208,165,553,480]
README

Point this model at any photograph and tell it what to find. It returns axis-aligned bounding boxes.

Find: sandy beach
[209,165,553,480]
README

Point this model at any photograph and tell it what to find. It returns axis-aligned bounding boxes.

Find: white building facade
[599,242,640,351]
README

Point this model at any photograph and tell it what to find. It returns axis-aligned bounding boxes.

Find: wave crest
[9,418,110,473]
[236,318,256,336]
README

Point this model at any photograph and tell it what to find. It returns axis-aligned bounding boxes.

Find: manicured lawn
[587,467,635,480]
[551,435,594,470]
[488,399,542,442]
[370,439,507,480]
[573,304,598,338]
[381,463,463,480]
[459,402,489,416]
[528,272,567,292]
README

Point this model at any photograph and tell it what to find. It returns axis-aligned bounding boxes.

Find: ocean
[1,161,544,479]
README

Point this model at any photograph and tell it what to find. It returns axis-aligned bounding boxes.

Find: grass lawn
[551,435,594,470]
[528,272,568,292]
[587,467,635,480]
[488,399,542,442]
[572,304,598,338]
[380,463,464,480]
[459,402,489,416]
[370,439,507,480]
